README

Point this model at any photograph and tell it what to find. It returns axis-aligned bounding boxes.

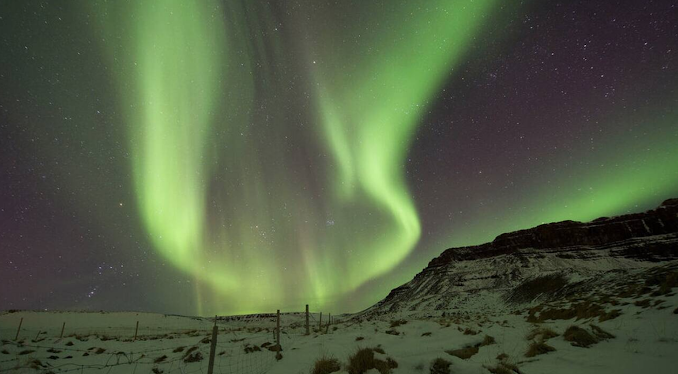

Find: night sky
[1,0,677,316]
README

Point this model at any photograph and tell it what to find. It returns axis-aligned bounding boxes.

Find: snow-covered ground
[2,264,677,374]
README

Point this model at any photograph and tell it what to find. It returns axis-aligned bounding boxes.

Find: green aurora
[91,0,678,315]
[3,0,674,315]
[94,0,501,314]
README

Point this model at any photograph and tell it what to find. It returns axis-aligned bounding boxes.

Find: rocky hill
[362,199,678,316]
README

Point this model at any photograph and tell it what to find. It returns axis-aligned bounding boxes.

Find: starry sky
[1,0,677,316]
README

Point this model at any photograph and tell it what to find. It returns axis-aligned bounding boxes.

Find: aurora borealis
[1,0,677,316]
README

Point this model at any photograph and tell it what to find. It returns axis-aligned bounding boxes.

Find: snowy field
[1,265,677,374]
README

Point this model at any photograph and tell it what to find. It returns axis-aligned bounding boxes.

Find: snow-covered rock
[362,199,678,317]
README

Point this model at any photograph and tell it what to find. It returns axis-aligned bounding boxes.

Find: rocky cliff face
[362,199,678,316]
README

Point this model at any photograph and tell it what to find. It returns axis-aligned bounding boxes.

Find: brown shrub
[267,344,282,352]
[528,301,622,323]
[421,332,432,337]
[598,309,622,322]
[590,325,615,340]
[244,344,261,354]
[525,342,555,357]
[182,346,198,359]
[184,352,203,363]
[346,348,396,374]
[463,328,478,335]
[347,348,375,374]
[563,326,597,347]
[173,346,185,353]
[486,362,520,374]
[446,346,479,360]
[429,358,452,374]
[480,335,496,346]
[28,359,44,369]
[355,337,365,341]
[646,271,678,295]
[634,299,652,308]
[390,320,407,328]
[311,356,341,374]
[526,327,559,341]
[154,355,167,363]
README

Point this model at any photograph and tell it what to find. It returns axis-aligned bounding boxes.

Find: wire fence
[0,310,327,374]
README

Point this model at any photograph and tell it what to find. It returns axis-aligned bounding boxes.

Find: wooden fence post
[207,316,218,374]
[133,321,139,341]
[326,313,330,334]
[60,322,65,339]
[14,318,23,340]
[276,310,281,347]
[319,312,322,330]
[305,304,310,335]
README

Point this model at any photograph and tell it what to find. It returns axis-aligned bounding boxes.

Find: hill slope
[363,198,678,316]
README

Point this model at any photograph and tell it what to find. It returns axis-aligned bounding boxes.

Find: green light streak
[130,0,224,277]
[313,0,497,292]
[92,0,499,314]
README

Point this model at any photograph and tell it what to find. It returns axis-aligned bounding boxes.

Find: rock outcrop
[362,199,678,316]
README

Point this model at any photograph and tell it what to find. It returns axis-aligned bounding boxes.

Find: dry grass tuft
[526,298,625,323]
[183,352,203,363]
[525,341,555,357]
[598,309,622,322]
[526,327,559,341]
[373,347,385,354]
[463,328,478,335]
[590,325,615,340]
[311,355,341,374]
[563,326,598,347]
[244,344,261,354]
[346,348,397,374]
[634,299,652,308]
[480,335,496,346]
[390,319,407,328]
[429,358,452,374]
[486,362,520,374]
[446,346,479,360]
[646,271,678,296]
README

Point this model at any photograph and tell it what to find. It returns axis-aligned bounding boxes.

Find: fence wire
[0,310,323,374]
